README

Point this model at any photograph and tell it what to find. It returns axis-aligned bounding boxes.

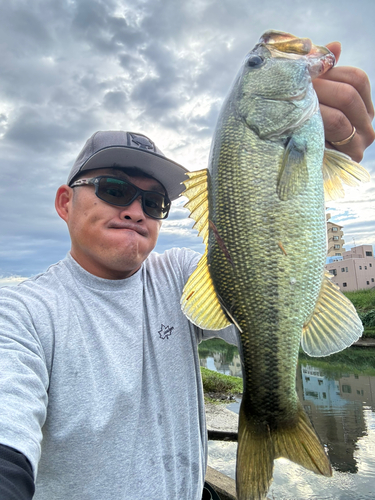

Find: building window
[332,227,338,232]
[329,269,337,276]
[341,268,345,272]
[365,266,367,270]
[370,263,373,267]
[346,267,348,272]
[366,251,373,256]
[342,384,351,393]
[359,266,362,270]
[372,278,374,283]
[333,236,339,240]
[334,245,340,249]
[335,253,341,256]
[367,281,370,285]
[343,282,347,287]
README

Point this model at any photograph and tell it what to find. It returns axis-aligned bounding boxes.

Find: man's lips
[108,222,148,237]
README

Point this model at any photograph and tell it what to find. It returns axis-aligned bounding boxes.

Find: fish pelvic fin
[277,137,308,201]
[236,400,331,500]
[323,148,370,201]
[180,169,231,330]
[301,272,363,356]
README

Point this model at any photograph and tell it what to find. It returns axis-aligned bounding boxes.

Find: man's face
[56,168,164,279]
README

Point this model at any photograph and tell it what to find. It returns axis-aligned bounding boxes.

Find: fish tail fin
[272,402,332,477]
[236,401,332,500]
[236,402,275,500]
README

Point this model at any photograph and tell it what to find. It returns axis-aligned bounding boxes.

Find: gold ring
[330,126,357,146]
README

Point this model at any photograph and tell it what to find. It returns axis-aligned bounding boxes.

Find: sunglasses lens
[97,177,170,219]
[144,192,170,219]
[98,177,136,205]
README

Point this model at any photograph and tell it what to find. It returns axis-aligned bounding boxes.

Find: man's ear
[55,185,73,222]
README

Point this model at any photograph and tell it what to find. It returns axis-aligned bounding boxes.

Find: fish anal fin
[273,402,332,477]
[180,249,231,330]
[301,272,363,357]
[323,148,370,201]
[277,137,308,201]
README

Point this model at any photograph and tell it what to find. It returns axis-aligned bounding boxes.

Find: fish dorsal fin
[301,272,363,356]
[182,169,209,244]
[277,137,308,201]
[180,248,231,330]
[323,148,370,201]
[180,169,231,330]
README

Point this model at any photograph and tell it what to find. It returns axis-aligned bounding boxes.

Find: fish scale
[181,30,369,500]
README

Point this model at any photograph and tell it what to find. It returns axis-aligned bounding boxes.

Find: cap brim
[75,146,189,201]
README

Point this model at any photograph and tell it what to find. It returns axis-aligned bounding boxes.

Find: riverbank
[354,337,375,347]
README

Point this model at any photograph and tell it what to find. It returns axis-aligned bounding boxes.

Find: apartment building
[326,214,345,258]
[325,245,375,291]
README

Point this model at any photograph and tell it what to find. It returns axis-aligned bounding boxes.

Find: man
[0,50,374,499]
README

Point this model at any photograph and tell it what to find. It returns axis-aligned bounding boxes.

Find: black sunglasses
[70,176,171,219]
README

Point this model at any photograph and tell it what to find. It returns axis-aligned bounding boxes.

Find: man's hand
[314,41,375,162]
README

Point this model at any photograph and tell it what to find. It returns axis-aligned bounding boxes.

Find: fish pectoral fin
[180,249,231,330]
[301,272,363,357]
[273,402,332,477]
[323,148,370,201]
[236,403,275,500]
[276,137,308,201]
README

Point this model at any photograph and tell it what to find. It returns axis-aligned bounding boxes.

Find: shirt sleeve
[0,444,35,500]
[0,291,49,477]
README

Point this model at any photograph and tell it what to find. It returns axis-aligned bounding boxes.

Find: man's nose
[119,196,145,221]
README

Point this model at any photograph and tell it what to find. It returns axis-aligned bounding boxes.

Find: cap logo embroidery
[130,133,155,151]
[158,324,174,340]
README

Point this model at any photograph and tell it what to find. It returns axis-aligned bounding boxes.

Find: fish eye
[247,54,264,68]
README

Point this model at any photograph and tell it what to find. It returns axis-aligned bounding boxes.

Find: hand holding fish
[314,41,375,162]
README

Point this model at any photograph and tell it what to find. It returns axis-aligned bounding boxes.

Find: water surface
[200,340,375,499]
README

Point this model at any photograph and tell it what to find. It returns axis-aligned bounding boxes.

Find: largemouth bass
[181,31,370,500]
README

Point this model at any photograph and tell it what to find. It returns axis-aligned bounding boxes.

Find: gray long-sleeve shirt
[0,248,238,499]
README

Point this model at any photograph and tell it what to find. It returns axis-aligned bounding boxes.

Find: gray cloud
[0,0,374,279]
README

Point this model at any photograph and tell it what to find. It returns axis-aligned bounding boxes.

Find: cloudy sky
[1,0,374,285]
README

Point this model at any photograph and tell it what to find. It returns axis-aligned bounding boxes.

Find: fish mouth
[259,30,336,79]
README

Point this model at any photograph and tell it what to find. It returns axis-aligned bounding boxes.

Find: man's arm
[0,445,35,499]
[314,41,375,163]
[0,290,49,500]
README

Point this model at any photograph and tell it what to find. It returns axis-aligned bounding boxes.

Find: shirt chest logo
[158,324,174,340]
